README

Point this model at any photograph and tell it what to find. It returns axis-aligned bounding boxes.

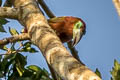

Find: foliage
[95,68,102,78]
[94,60,120,80]
[0,17,52,80]
[0,18,9,32]
[110,59,120,80]
[0,31,51,80]
[0,44,52,80]
[0,53,52,80]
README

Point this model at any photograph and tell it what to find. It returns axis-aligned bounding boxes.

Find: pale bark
[0,33,29,45]
[0,7,19,19]
[113,0,120,16]
[0,0,101,80]
[38,1,62,80]
[38,1,85,79]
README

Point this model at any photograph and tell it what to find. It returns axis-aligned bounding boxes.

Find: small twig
[3,0,12,7]
[67,41,85,65]
[0,49,21,56]
[0,7,19,19]
[113,0,120,16]
[0,0,2,7]
[38,0,55,18]
[0,33,30,46]
[0,43,24,56]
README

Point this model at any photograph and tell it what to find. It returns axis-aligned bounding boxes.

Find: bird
[48,16,86,47]
[22,16,86,47]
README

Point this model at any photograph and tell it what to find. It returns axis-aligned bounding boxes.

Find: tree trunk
[11,0,101,80]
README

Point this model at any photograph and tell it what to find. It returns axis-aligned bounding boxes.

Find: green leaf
[0,53,29,79]
[95,68,102,78]
[114,60,120,70]
[110,59,120,80]
[4,53,16,60]
[26,47,38,53]
[22,69,34,77]
[3,57,15,76]
[0,18,9,25]
[17,77,32,80]
[22,42,38,53]
[21,47,36,53]
[14,53,27,76]
[0,24,6,32]
[15,53,27,68]
[16,64,24,76]
[27,65,51,80]
[0,45,8,51]
[111,77,113,80]
[41,75,50,80]
[0,59,8,76]
[0,54,16,77]
[30,48,38,53]
[42,68,50,76]
[0,71,4,78]
[0,18,9,33]
[0,55,2,60]
[27,65,42,72]
[9,27,19,36]
[23,42,32,47]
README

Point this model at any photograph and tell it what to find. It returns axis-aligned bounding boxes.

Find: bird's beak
[72,29,83,47]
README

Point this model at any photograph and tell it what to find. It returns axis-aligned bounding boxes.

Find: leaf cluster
[0,18,52,80]
[0,18,9,33]
[110,60,120,80]
[0,53,52,80]
[95,60,120,80]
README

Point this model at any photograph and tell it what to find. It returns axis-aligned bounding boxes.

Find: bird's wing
[48,17,65,23]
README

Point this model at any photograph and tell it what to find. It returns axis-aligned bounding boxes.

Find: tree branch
[38,1,85,79]
[37,1,60,80]
[38,0,55,18]
[0,33,29,46]
[38,0,83,64]
[12,0,101,80]
[113,0,120,16]
[0,0,2,7]
[67,41,85,65]
[0,7,19,19]
[3,0,12,7]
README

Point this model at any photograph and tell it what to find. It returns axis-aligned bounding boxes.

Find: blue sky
[1,0,120,80]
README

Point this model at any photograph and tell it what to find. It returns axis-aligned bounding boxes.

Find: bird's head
[72,19,86,47]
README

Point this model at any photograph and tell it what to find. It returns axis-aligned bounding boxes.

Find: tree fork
[12,0,101,80]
